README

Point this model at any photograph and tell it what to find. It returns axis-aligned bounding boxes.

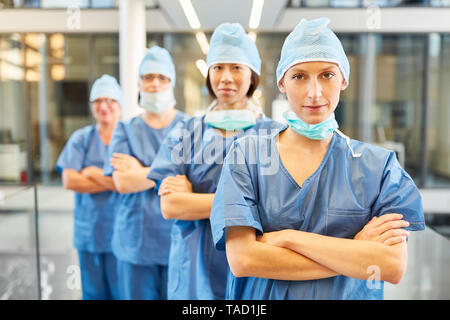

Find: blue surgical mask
[204,100,258,131]
[139,87,176,114]
[283,111,338,140]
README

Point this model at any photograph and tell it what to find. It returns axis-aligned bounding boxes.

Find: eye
[213,65,222,70]
[292,73,306,80]
[322,72,335,79]
[233,65,242,70]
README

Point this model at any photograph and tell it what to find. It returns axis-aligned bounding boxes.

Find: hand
[354,213,410,246]
[80,166,103,178]
[110,153,142,171]
[158,175,193,196]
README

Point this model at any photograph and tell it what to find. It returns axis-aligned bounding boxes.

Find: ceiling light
[179,0,201,29]
[195,59,208,78]
[195,31,209,55]
[249,0,264,29]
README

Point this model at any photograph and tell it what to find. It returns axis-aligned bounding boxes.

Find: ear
[278,77,287,94]
[340,78,348,91]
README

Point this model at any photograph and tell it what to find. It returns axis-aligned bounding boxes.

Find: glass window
[0,34,27,184]
[373,34,427,185]
[427,34,450,187]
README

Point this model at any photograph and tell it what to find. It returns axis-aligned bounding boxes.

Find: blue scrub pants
[116,259,168,300]
[77,251,120,300]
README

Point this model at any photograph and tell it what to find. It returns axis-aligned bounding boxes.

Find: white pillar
[119,0,146,120]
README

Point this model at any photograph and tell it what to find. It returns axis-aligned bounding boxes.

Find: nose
[219,67,233,84]
[307,77,323,101]
[97,102,110,113]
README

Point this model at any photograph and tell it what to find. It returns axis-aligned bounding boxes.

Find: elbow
[226,246,252,278]
[61,173,76,191]
[383,251,407,285]
[112,173,129,194]
[386,261,406,285]
[160,195,177,220]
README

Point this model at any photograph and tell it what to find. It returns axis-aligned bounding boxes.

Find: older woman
[210,18,425,300]
[57,74,122,300]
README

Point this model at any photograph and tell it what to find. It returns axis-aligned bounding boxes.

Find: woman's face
[91,97,121,126]
[278,61,347,124]
[139,73,171,93]
[208,63,252,106]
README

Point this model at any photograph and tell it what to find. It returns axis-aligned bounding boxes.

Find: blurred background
[0,0,449,299]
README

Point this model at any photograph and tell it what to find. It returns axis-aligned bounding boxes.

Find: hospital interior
[0,0,449,300]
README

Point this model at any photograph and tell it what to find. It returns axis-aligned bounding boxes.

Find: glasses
[92,98,117,105]
[140,74,171,84]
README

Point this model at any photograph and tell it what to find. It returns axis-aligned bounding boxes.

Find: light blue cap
[138,46,176,86]
[206,23,261,75]
[276,18,350,86]
[89,74,123,106]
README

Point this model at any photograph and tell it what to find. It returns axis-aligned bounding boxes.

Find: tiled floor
[1,186,449,300]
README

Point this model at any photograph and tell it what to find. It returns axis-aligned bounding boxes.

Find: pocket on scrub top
[326,208,371,238]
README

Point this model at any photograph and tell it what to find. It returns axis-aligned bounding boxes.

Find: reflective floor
[1,186,449,300]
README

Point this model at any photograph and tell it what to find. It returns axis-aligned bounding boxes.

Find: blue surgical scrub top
[104,111,189,266]
[57,125,117,253]
[210,128,426,300]
[147,115,285,300]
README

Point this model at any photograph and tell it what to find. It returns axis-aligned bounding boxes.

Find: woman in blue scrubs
[210,18,426,300]
[103,46,188,300]
[57,74,122,300]
[147,23,285,300]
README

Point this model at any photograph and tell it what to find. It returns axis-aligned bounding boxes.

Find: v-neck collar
[274,130,337,190]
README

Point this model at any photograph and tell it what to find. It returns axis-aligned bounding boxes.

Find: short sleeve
[103,122,131,176]
[210,141,263,251]
[371,152,425,231]
[147,121,188,186]
[56,129,87,174]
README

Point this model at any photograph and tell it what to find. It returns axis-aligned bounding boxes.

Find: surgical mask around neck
[204,100,258,131]
[283,111,338,140]
[139,87,176,114]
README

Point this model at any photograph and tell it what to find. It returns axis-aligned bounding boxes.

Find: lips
[219,88,235,94]
[303,104,327,110]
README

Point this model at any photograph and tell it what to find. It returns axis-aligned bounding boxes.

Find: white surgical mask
[139,87,176,114]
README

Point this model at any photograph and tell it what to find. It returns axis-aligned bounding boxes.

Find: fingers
[384,235,408,246]
[369,213,403,228]
[379,228,409,244]
[376,219,410,235]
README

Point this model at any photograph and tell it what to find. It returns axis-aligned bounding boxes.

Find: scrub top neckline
[94,125,109,147]
[138,111,181,131]
[274,128,337,190]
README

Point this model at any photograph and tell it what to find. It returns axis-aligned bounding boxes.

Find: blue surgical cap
[138,46,176,86]
[89,74,123,106]
[206,23,261,75]
[276,18,350,86]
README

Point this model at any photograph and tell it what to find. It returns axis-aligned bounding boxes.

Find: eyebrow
[289,66,339,73]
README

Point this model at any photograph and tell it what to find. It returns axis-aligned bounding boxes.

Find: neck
[97,121,117,145]
[141,108,176,128]
[280,127,333,152]
[215,97,248,111]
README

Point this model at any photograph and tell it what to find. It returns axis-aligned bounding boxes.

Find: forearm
[228,238,338,281]
[160,193,214,220]
[62,170,107,194]
[88,173,117,192]
[112,167,155,194]
[281,230,406,284]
